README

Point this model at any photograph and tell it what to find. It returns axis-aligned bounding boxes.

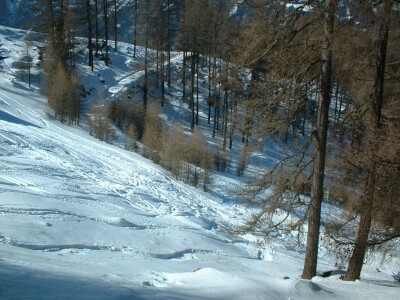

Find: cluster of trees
[28,0,81,124]
[14,42,33,87]
[235,0,400,281]
[25,0,399,281]
[105,97,229,189]
[142,102,213,189]
[28,0,123,123]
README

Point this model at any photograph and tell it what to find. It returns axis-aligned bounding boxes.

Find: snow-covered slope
[0,26,399,300]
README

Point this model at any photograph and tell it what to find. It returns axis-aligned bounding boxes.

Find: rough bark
[302,0,336,280]
[342,0,393,281]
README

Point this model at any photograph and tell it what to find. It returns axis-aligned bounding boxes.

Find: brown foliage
[89,96,115,143]
[142,101,163,162]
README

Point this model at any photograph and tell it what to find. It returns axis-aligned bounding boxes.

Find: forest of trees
[24,0,399,281]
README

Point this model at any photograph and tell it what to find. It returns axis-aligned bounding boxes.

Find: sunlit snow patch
[146,268,244,289]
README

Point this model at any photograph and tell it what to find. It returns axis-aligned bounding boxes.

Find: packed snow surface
[0,26,399,299]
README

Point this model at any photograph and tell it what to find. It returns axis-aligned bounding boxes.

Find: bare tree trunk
[161,51,165,106]
[182,51,186,100]
[196,52,199,126]
[207,54,212,124]
[143,0,149,109]
[48,0,55,38]
[133,0,137,58]
[114,0,117,50]
[216,58,222,131]
[156,49,159,88]
[229,90,237,150]
[337,92,344,124]
[60,0,64,20]
[94,0,99,57]
[103,0,109,66]
[333,82,339,137]
[343,0,393,281]
[212,94,218,138]
[190,51,195,131]
[301,83,308,136]
[222,87,228,150]
[243,67,258,146]
[302,0,336,280]
[343,154,376,280]
[167,0,171,87]
[27,43,31,87]
[85,0,93,71]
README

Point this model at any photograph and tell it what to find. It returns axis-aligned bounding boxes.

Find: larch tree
[302,0,337,280]
[103,0,109,66]
[132,0,138,58]
[143,0,150,108]
[89,95,115,142]
[94,0,100,56]
[142,101,164,162]
[113,0,118,50]
[166,0,172,87]
[85,0,94,70]
[342,0,398,281]
[231,0,340,280]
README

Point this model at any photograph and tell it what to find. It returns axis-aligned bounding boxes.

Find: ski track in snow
[0,78,246,260]
[0,26,398,300]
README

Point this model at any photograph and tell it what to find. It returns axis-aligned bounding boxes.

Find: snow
[0,25,399,299]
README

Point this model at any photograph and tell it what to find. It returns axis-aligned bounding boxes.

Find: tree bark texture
[302,0,336,280]
[343,0,393,281]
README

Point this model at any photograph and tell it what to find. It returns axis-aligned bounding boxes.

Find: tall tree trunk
[342,0,393,281]
[143,0,150,109]
[343,148,376,280]
[27,43,31,87]
[222,87,228,150]
[85,0,93,70]
[60,0,64,20]
[94,0,99,57]
[190,51,195,131]
[212,94,218,138]
[48,0,55,38]
[103,0,109,66]
[161,51,165,106]
[196,52,199,126]
[302,0,336,280]
[301,83,308,136]
[243,67,258,146]
[133,0,137,58]
[167,0,171,87]
[229,90,237,150]
[182,51,186,100]
[216,58,222,131]
[333,83,339,137]
[114,0,117,50]
[156,49,159,88]
[207,54,212,124]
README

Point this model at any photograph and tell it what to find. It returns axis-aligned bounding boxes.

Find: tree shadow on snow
[0,261,207,300]
[0,110,41,128]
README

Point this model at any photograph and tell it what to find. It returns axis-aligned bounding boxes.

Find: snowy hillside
[0,26,399,299]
